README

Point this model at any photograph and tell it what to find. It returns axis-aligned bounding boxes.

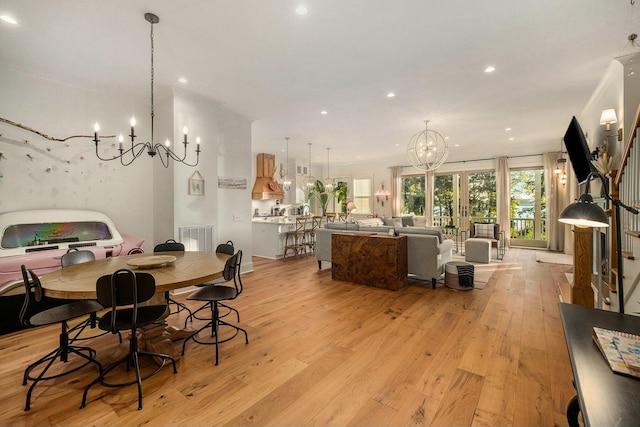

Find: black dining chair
[182,250,248,365]
[61,249,120,343]
[81,268,177,410]
[19,265,103,411]
[153,239,194,318]
[184,240,236,324]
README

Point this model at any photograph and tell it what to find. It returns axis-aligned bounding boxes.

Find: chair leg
[566,395,581,427]
[166,291,194,318]
[24,322,101,411]
[181,301,248,366]
[81,338,176,410]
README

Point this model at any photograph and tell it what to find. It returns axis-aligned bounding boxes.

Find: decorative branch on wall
[0,117,116,142]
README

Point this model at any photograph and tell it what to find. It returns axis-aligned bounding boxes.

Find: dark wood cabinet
[331,233,408,290]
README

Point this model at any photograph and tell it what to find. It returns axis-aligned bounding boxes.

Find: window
[468,171,497,223]
[401,175,425,215]
[1,221,113,249]
[510,168,546,242]
[353,178,372,214]
[433,174,455,226]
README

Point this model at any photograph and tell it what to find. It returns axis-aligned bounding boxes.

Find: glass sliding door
[433,174,459,227]
[401,170,497,230]
[467,171,497,226]
[434,171,496,231]
[510,168,546,247]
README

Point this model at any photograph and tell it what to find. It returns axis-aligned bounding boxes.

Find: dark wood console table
[559,302,640,426]
[331,233,408,290]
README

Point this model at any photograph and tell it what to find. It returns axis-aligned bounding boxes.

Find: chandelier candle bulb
[129,116,136,140]
[93,122,100,142]
[118,133,124,151]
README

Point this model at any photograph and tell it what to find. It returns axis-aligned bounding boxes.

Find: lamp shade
[599,109,618,126]
[346,201,356,212]
[558,193,609,228]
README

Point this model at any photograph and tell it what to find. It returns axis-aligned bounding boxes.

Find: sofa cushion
[357,217,385,227]
[402,216,414,227]
[412,216,427,228]
[474,223,496,239]
[325,223,359,230]
[383,217,403,228]
[392,216,414,227]
[399,226,444,243]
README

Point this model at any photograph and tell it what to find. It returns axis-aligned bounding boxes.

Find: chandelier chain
[150,17,155,145]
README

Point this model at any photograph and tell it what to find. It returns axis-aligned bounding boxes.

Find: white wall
[0,68,254,267]
[173,89,254,272]
[0,67,155,249]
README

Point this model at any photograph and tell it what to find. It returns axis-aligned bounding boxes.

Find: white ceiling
[0,0,637,168]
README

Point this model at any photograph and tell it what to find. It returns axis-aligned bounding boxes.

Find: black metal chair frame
[182,250,248,365]
[81,269,177,410]
[184,240,237,323]
[19,265,103,411]
[153,239,195,318]
[61,249,121,343]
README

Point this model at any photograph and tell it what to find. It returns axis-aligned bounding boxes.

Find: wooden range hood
[252,153,285,200]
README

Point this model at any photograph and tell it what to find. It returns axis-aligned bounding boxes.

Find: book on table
[593,327,640,379]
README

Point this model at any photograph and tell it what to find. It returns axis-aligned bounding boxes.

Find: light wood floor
[0,248,576,426]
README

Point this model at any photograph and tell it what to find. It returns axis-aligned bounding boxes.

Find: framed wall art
[189,170,205,196]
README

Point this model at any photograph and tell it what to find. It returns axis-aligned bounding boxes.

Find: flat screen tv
[563,116,596,184]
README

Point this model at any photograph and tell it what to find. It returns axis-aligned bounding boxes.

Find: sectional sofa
[315,217,455,287]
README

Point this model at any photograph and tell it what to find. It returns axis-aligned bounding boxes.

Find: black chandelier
[93,12,200,167]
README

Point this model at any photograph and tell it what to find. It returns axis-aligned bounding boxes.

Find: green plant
[334,182,348,212]
[308,180,338,216]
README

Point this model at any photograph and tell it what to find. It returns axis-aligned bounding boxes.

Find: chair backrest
[61,249,96,267]
[19,265,44,328]
[470,222,500,240]
[215,240,235,255]
[154,238,185,253]
[312,216,323,231]
[220,250,243,294]
[295,217,309,233]
[95,269,156,331]
[326,213,336,223]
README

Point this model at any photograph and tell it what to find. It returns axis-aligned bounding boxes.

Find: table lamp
[346,200,357,223]
[559,171,638,313]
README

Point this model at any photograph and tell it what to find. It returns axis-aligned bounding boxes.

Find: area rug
[536,251,573,265]
[450,255,500,288]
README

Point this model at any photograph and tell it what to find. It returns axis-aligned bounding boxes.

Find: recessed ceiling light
[296,5,308,15]
[1,15,17,25]
[387,92,395,98]
[485,66,496,73]
[320,110,328,115]
[395,143,400,147]
[178,77,188,84]
[454,144,460,147]
[505,127,511,131]
[444,136,449,140]
[509,137,515,141]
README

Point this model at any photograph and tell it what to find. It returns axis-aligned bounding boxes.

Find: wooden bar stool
[284,217,309,257]
[307,216,323,253]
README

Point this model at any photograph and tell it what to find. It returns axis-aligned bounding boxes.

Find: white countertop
[252,216,300,224]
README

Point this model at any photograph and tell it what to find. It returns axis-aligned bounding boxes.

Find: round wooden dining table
[38,251,229,299]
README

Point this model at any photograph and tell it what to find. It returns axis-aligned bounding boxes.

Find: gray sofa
[315,221,454,287]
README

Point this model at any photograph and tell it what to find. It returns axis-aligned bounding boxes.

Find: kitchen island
[252,216,299,259]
